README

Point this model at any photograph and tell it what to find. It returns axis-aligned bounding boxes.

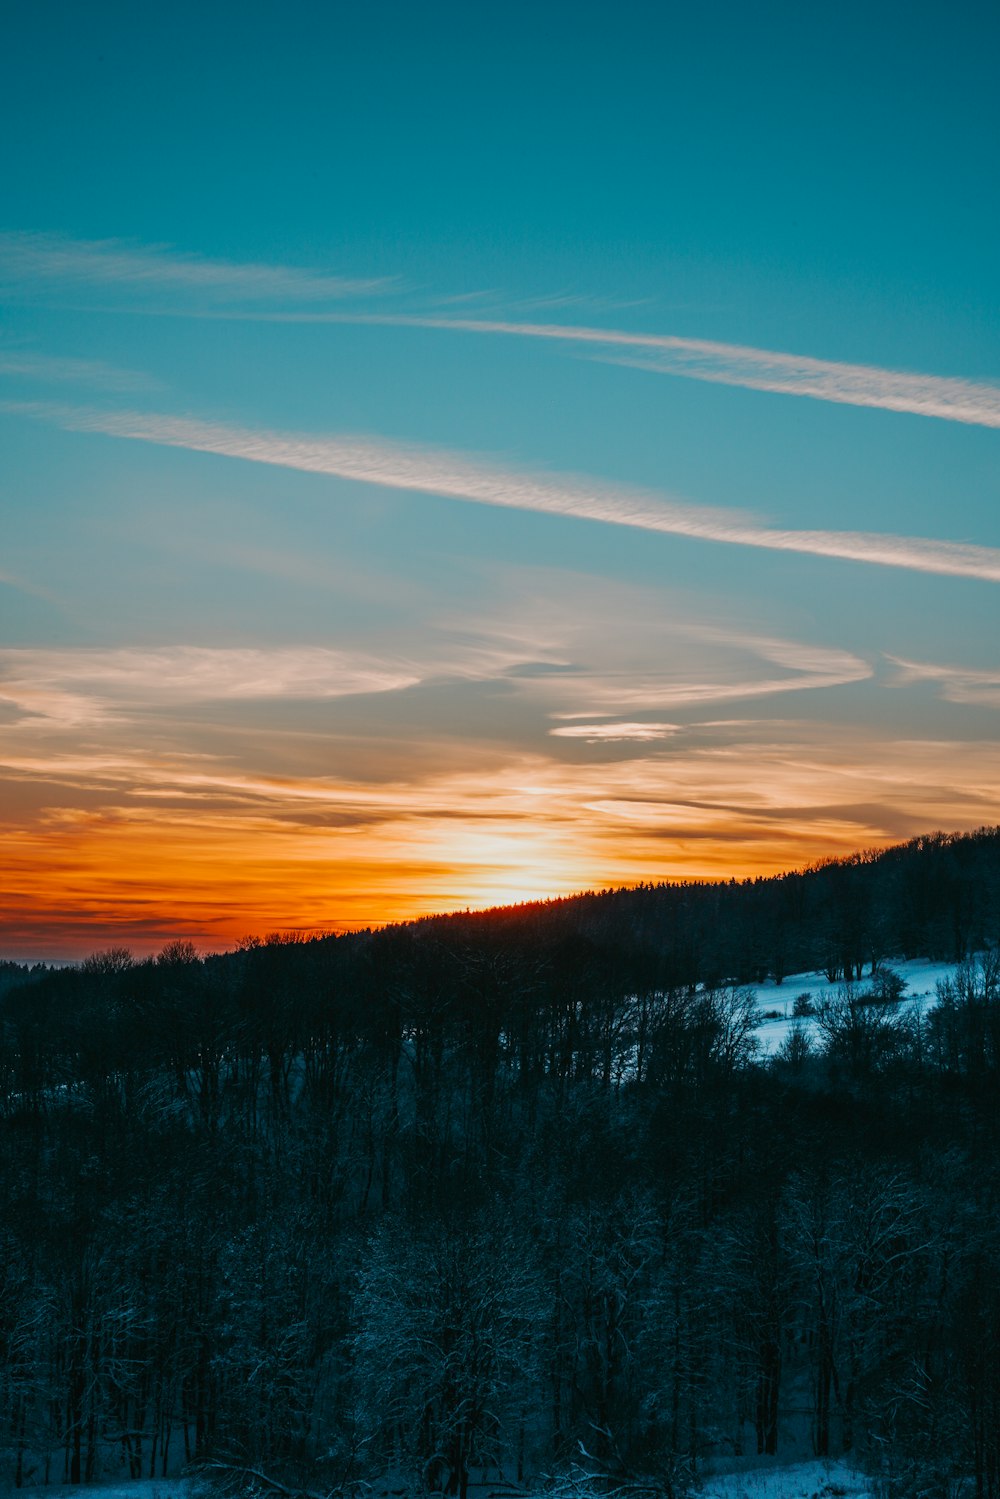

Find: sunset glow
[5,703,1000,957]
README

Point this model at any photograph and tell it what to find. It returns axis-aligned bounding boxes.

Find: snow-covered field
[9,1463,880,1499]
[700,1458,877,1499]
[752,957,961,1056]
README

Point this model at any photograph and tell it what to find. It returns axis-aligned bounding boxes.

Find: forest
[1,827,1000,1499]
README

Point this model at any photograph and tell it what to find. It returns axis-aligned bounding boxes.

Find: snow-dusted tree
[552,1191,662,1463]
[781,1169,931,1459]
[814,987,907,1081]
[928,949,1000,1082]
[646,983,759,1091]
[0,1234,58,1487]
[773,1021,814,1072]
[353,1214,542,1497]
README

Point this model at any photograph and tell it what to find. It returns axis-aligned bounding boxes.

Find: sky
[2,0,999,959]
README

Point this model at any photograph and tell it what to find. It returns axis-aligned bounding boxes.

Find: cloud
[550,722,679,742]
[0,567,63,606]
[234,309,1000,428]
[414,316,1000,429]
[887,655,1000,706]
[544,629,872,719]
[0,231,387,303]
[0,637,572,732]
[0,349,158,392]
[597,344,1000,428]
[0,646,422,727]
[8,232,996,425]
[7,399,1000,584]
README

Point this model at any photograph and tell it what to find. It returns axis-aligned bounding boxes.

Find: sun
[436,828,587,911]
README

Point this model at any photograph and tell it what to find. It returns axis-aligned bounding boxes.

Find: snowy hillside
[752,957,960,1055]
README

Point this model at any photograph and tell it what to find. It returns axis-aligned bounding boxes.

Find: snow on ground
[4,1486,192,1499]
[753,957,961,1056]
[699,1458,877,1499]
[1,1471,880,1499]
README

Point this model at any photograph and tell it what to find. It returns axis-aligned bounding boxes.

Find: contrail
[224,309,1000,428]
[5,231,997,425]
[0,230,388,301]
[6,399,1000,582]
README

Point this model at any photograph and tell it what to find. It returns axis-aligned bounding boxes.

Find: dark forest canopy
[1,825,1000,1499]
[413,824,1000,986]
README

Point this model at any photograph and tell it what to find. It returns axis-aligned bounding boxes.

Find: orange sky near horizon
[5,699,1000,960]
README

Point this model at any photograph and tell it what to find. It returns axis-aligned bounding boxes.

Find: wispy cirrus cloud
[0,348,159,392]
[0,637,572,732]
[548,631,872,717]
[0,231,388,303]
[888,655,1000,706]
[0,646,422,728]
[597,344,1000,428]
[6,399,1000,584]
[235,309,1000,429]
[0,566,63,605]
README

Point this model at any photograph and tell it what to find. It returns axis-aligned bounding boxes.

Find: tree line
[0,829,999,1498]
[423,826,1000,989]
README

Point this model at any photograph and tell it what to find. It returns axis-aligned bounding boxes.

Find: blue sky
[2,0,999,956]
